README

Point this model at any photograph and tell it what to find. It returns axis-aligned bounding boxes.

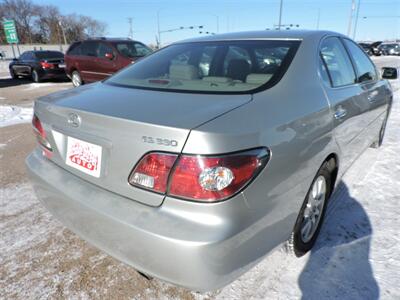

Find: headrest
[169,64,199,80]
[246,73,273,85]
[227,59,251,82]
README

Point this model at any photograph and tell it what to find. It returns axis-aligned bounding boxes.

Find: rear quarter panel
[182,33,337,250]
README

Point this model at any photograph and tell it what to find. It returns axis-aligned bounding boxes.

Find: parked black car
[9,50,67,82]
[379,43,400,56]
[369,41,383,56]
[358,42,373,55]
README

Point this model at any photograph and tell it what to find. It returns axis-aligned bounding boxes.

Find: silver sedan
[26,30,396,291]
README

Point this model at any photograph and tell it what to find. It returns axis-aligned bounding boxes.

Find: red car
[65,38,152,87]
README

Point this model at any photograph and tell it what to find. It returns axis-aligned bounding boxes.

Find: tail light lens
[129,148,269,202]
[32,114,52,152]
[128,153,178,193]
[40,61,55,69]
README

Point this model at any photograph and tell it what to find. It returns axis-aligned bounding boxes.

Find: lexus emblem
[67,113,81,127]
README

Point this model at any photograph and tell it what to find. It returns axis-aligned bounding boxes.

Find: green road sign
[3,20,19,44]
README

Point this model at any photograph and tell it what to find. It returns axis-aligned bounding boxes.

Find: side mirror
[382,67,398,80]
[105,52,114,60]
[12,58,18,62]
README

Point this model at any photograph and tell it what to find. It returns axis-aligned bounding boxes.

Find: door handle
[368,90,379,103]
[368,95,378,103]
[334,107,347,120]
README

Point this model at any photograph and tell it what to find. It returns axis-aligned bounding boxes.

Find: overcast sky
[36,0,399,44]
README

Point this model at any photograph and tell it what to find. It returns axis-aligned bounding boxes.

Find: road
[1,57,400,299]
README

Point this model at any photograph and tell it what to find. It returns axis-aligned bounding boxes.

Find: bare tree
[35,5,62,44]
[0,0,107,44]
[62,14,107,43]
[1,0,39,43]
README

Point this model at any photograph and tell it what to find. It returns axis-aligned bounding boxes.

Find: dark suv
[65,38,152,87]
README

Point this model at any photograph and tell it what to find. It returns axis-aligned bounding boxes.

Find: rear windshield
[106,40,300,94]
[35,51,64,59]
[113,42,152,58]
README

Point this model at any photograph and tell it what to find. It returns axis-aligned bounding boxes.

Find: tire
[71,70,83,87]
[31,69,41,83]
[10,68,18,79]
[371,110,389,148]
[291,162,333,257]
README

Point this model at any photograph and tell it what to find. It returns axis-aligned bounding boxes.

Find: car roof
[82,38,143,43]
[176,30,344,44]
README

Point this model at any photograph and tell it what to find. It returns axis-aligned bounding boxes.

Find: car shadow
[0,77,70,88]
[298,182,379,300]
[0,77,33,88]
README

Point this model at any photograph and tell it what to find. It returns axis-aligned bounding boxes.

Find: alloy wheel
[300,175,327,243]
[72,71,81,87]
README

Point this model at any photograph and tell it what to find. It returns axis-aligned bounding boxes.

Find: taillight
[40,61,55,69]
[128,148,269,202]
[32,114,52,152]
[169,149,269,201]
[128,153,178,193]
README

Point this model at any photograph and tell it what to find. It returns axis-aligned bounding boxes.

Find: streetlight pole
[58,20,67,47]
[353,0,361,39]
[316,9,321,29]
[157,10,161,48]
[211,14,219,33]
[278,0,283,30]
[347,0,356,36]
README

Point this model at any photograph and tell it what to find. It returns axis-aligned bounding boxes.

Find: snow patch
[24,82,70,90]
[0,105,33,127]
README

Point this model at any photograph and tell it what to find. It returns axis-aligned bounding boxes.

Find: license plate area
[58,63,66,68]
[66,136,102,178]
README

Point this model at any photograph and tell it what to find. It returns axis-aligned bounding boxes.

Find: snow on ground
[0,60,9,73]
[1,77,399,299]
[0,105,33,128]
[23,82,70,90]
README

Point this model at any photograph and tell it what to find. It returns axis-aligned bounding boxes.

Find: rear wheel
[31,69,41,83]
[291,163,332,257]
[71,70,82,87]
[10,68,18,79]
[371,111,389,148]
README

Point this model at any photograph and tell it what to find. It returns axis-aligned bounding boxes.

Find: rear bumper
[39,68,67,79]
[26,149,286,291]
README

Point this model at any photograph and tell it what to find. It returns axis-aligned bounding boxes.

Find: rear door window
[342,39,377,83]
[97,42,114,58]
[68,43,82,56]
[115,42,152,58]
[320,37,356,87]
[81,42,98,57]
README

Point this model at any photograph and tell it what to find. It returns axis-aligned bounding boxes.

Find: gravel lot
[1,57,400,299]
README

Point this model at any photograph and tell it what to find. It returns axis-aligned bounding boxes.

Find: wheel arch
[323,152,339,196]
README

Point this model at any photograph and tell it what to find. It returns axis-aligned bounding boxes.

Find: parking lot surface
[1,57,400,299]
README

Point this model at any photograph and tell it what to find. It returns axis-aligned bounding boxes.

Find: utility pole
[58,21,67,46]
[353,0,361,39]
[128,17,133,39]
[157,10,161,48]
[278,0,283,30]
[316,9,321,29]
[211,14,219,33]
[347,0,356,36]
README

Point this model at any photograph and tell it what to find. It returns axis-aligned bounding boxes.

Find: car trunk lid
[34,82,252,206]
